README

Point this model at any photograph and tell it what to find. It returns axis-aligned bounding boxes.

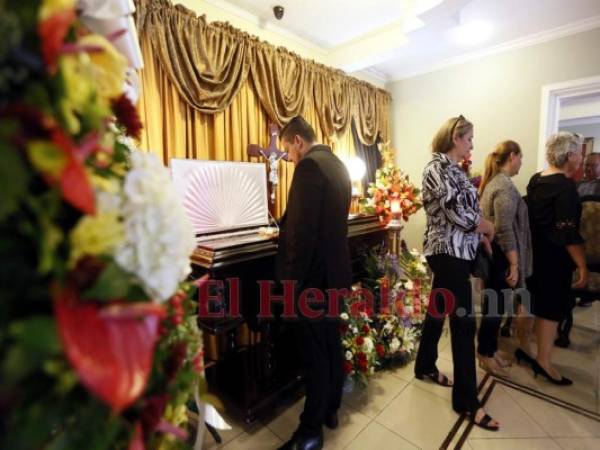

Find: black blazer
[277,145,352,293]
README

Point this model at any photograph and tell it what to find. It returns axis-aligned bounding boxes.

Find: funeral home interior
[10,0,600,448]
[130,0,600,449]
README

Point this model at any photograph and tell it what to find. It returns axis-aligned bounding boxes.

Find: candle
[391,199,401,214]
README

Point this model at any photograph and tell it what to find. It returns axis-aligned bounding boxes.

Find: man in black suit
[276,116,352,450]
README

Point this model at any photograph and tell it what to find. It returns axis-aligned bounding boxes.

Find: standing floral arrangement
[340,293,379,388]
[0,1,207,448]
[361,243,431,369]
[362,143,422,224]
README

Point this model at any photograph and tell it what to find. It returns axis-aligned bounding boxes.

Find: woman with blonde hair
[477,141,533,374]
[526,131,587,385]
[415,115,499,431]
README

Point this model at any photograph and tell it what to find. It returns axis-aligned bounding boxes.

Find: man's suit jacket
[277,145,352,295]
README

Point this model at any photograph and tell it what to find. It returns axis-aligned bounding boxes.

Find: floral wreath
[0,1,211,448]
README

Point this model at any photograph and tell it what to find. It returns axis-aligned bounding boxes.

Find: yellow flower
[39,0,74,21]
[80,34,128,100]
[89,172,120,194]
[59,53,96,134]
[69,212,123,267]
[26,140,67,178]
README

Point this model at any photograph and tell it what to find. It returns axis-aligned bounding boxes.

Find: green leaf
[82,261,135,300]
[38,218,63,275]
[2,316,61,383]
[0,140,30,222]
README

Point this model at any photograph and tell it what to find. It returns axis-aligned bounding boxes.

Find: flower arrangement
[340,293,379,388]
[363,243,430,367]
[0,1,207,448]
[362,143,422,224]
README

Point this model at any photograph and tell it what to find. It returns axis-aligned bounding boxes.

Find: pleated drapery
[135,0,390,145]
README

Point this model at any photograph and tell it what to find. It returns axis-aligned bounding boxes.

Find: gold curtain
[135,0,391,145]
[138,33,355,217]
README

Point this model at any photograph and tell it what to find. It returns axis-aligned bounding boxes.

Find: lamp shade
[343,156,367,182]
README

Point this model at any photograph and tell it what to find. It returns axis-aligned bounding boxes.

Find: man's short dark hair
[279,116,317,143]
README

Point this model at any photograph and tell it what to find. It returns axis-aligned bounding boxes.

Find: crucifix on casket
[247,123,289,207]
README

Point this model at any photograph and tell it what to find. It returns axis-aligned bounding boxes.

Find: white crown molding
[357,67,389,83]
[559,116,600,128]
[390,14,600,81]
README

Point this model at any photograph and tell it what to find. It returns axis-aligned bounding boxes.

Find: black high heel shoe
[532,361,573,386]
[514,348,535,366]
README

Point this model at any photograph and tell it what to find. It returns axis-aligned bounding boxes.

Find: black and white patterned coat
[422,152,482,260]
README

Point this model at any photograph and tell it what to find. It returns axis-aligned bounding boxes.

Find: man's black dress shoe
[277,430,323,450]
[324,412,339,429]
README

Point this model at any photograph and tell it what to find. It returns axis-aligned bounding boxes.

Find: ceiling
[209,0,600,82]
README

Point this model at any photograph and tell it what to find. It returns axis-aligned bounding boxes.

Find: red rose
[358,361,368,372]
[339,322,349,333]
[356,352,367,361]
[376,344,386,358]
[356,336,364,346]
[343,361,353,374]
[361,324,370,334]
[112,94,143,139]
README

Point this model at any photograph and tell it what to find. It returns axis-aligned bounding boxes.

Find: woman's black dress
[526,173,583,322]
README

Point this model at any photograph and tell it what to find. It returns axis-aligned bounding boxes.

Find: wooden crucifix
[247,123,289,205]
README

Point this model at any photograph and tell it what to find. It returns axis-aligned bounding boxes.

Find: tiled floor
[203,304,600,450]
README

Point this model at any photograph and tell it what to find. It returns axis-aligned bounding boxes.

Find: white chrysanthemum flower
[362,337,374,353]
[115,151,196,301]
[390,337,400,353]
[340,312,349,321]
[404,280,414,290]
[345,351,353,361]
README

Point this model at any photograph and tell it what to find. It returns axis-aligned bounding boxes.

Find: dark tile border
[441,373,600,450]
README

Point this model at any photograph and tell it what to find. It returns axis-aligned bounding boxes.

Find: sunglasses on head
[450,115,465,136]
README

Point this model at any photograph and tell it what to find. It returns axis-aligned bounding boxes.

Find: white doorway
[537,75,600,170]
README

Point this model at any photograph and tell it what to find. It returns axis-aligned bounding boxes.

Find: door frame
[537,75,600,170]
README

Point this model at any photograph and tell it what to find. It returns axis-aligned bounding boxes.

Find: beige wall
[175,0,385,88]
[387,27,600,250]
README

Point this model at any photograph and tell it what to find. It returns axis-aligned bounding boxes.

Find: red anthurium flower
[54,285,165,412]
[50,128,96,214]
[38,9,76,73]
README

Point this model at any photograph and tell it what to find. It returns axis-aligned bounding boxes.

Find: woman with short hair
[526,131,587,385]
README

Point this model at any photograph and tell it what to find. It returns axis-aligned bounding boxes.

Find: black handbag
[471,241,509,287]
[471,243,492,283]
